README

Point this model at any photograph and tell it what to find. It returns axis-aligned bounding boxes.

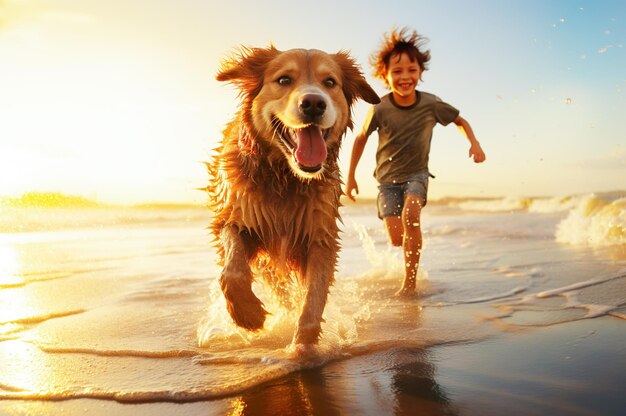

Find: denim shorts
[377,172,431,219]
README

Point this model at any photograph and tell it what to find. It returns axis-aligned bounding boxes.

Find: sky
[0,0,624,204]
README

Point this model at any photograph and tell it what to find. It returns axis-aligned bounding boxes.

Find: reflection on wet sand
[0,245,22,289]
[226,297,457,416]
[0,341,51,395]
[388,349,457,416]
[226,347,457,416]
[227,368,340,416]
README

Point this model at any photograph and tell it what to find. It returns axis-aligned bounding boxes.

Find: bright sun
[0,1,210,205]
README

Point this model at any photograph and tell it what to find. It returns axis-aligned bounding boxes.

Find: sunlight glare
[0,244,23,288]
[0,244,36,332]
[0,340,50,393]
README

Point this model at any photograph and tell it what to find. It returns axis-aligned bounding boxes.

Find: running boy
[345,27,486,297]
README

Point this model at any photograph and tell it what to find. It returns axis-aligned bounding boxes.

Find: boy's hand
[344,177,359,201]
[469,143,486,163]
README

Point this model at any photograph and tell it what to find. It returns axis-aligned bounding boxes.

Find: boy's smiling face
[386,52,421,104]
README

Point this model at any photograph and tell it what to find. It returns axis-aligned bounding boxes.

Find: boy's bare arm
[454,115,486,163]
[344,133,369,201]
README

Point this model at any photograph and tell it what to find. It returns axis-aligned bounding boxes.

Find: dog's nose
[299,94,327,118]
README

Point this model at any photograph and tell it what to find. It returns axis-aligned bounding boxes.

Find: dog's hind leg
[293,243,336,345]
[219,224,267,331]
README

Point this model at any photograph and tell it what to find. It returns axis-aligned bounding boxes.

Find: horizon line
[1,190,624,209]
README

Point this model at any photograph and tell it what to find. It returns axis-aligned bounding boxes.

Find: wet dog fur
[206,46,379,348]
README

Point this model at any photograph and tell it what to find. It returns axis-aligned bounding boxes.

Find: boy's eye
[277,76,292,86]
[323,77,337,88]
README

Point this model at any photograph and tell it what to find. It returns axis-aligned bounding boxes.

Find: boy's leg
[383,216,403,246]
[378,184,404,246]
[397,194,423,295]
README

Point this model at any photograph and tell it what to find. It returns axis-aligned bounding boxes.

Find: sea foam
[451,193,625,247]
[555,195,626,247]
[454,195,589,214]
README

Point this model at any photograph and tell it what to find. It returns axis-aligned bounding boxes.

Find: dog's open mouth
[273,118,329,173]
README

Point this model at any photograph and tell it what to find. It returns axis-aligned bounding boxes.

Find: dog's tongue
[294,126,327,167]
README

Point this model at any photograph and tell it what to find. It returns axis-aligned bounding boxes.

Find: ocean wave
[555,195,626,247]
[0,206,209,233]
[0,310,85,326]
[33,345,200,358]
[453,195,593,214]
[527,195,588,213]
[486,269,626,328]
[447,193,625,247]
[0,272,72,289]
[0,337,467,403]
[454,197,532,212]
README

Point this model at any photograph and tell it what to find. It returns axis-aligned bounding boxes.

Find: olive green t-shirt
[360,91,459,184]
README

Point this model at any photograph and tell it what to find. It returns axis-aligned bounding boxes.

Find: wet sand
[221,317,625,416]
[0,199,624,415]
[0,317,623,415]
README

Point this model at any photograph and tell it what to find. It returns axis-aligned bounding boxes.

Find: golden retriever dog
[205,46,379,349]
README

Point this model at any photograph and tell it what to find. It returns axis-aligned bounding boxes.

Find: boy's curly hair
[370,27,431,87]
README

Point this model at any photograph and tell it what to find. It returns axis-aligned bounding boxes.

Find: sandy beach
[0,195,624,415]
[2,0,625,414]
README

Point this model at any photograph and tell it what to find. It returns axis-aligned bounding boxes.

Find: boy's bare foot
[394,286,417,298]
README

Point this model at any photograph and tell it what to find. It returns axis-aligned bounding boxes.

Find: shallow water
[0,199,624,412]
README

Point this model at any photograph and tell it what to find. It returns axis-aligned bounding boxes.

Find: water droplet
[412,222,419,227]
[560,18,565,23]
[565,98,572,104]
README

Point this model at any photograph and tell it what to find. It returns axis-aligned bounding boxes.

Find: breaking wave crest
[451,193,625,247]
[555,195,626,247]
[453,194,599,214]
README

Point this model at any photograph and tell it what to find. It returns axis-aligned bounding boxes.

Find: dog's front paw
[220,271,267,331]
[293,322,322,345]
[288,342,319,362]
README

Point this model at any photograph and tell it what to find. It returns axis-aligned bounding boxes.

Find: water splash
[556,195,625,247]
[197,264,375,351]
[351,221,428,282]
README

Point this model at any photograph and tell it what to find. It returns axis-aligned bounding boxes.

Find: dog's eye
[277,76,292,86]
[323,78,337,88]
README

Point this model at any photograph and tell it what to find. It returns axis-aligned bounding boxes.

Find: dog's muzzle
[273,118,330,173]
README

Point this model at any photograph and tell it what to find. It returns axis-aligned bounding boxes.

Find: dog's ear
[216,46,280,98]
[333,51,380,106]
